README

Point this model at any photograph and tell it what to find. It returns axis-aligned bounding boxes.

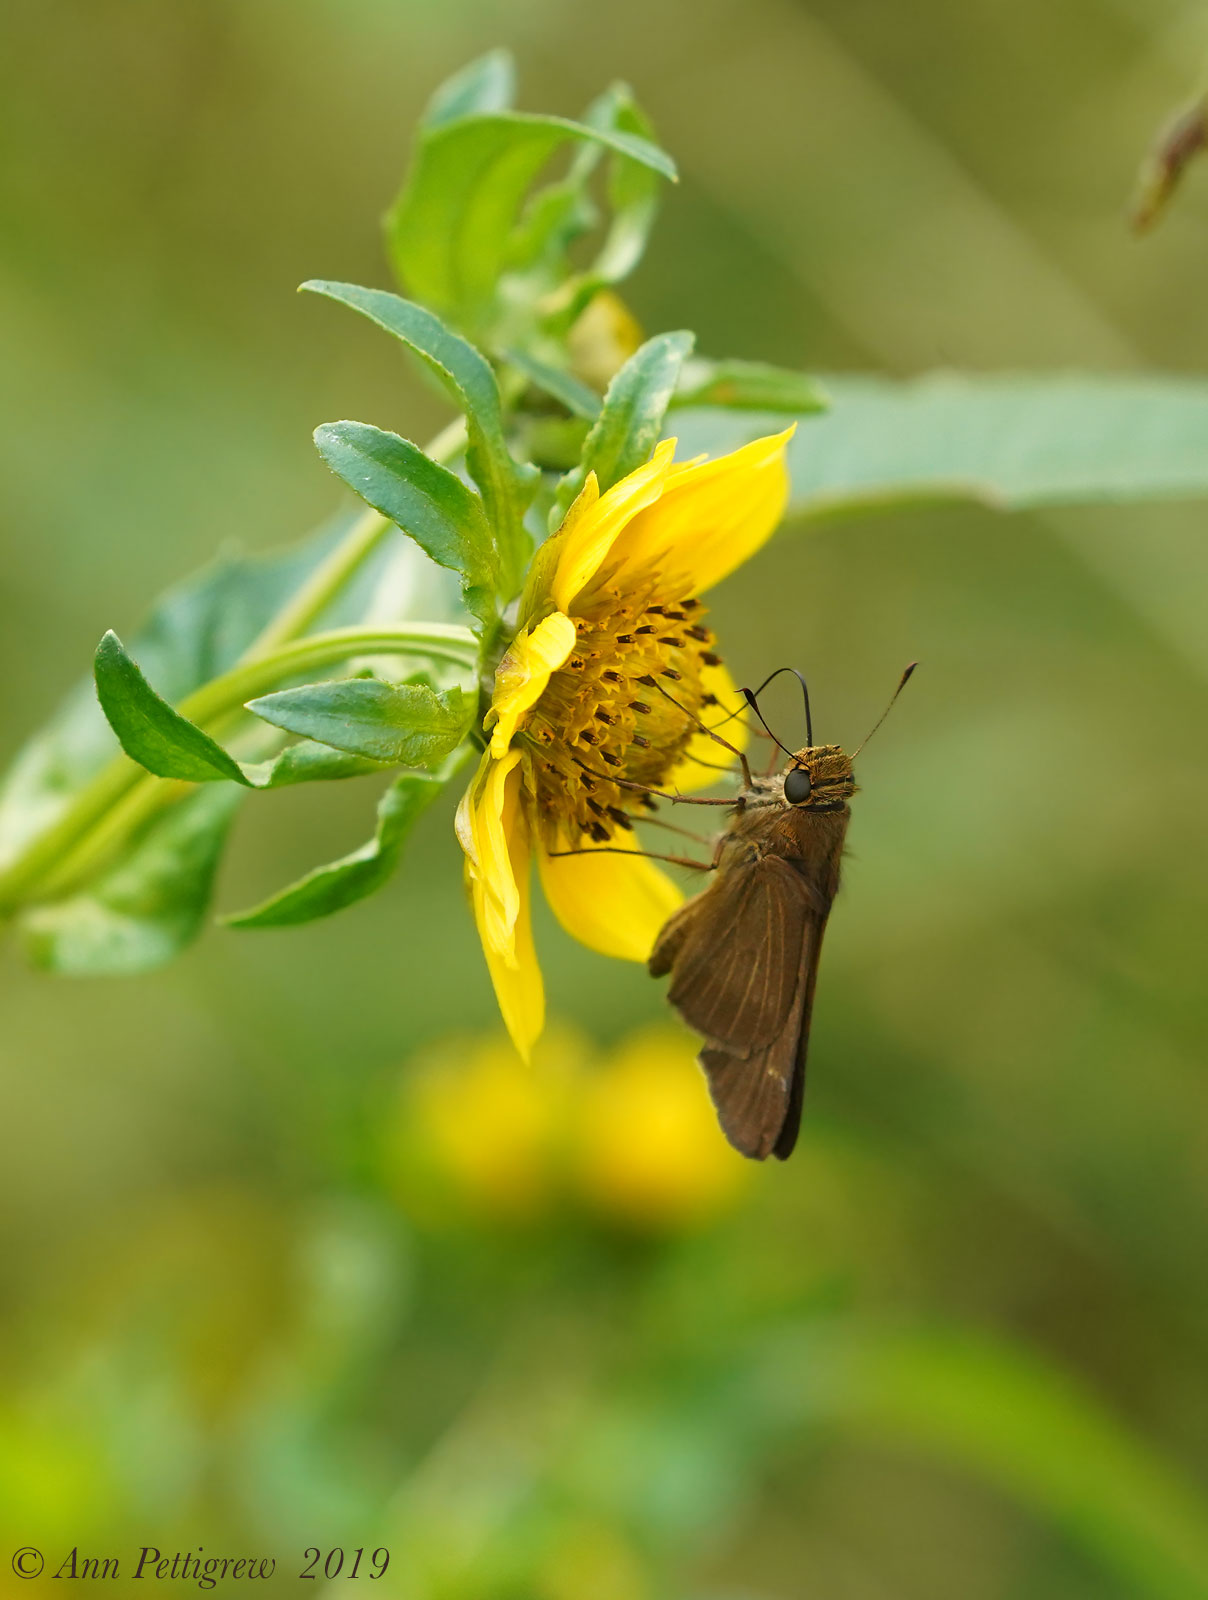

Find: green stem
[0,623,477,911]
[246,508,391,657]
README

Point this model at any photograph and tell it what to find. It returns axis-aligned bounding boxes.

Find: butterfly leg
[647,678,753,787]
[544,844,718,871]
[573,757,737,806]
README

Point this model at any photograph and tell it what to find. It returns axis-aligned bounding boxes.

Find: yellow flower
[456,427,795,1057]
[394,1026,590,1223]
[575,1025,750,1230]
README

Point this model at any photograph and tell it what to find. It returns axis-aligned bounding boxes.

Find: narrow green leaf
[422,50,515,128]
[670,374,1208,522]
[301,281,536,590]
[384,112,676,326]
[246,680,471,768]
[671,358,828,415]
[225,753,466,929]
[785,1323,1208,1600]
[505,350,602,420]
[94,631,250,786]
[17,785,242,974]
[552,330,694,525]
[314,422,496,624]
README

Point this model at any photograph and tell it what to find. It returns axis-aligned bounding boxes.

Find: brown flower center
[521,579,721,845]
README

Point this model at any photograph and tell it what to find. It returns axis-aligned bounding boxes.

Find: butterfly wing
[650,850,833,1160]
[651,805,851,1160]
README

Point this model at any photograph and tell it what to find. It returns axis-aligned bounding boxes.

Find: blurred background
[3,0,1208,1595]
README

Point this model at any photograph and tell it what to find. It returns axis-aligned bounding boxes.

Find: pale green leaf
[246,679,471,768]
[422,49,515,129]
[671,358,828,415]
[17,785,243,975]
[784,1323,1208,1600]
[670,373,1208,522]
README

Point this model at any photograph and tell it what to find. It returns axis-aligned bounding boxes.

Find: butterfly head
[782,745,855,810]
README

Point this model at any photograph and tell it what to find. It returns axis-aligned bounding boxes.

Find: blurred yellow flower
[393,1022,748,1232]
[395,1027,588,1223]
[576,1025,749,1229]
[456,428,795,1060]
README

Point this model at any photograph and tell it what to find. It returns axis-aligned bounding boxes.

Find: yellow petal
[668,657,750,793]
[458,753,545,1059]
[517,472,600,628]
[606,426,795,595]
[489,611,577,757]
[456,749,523,956]
[550,439,677,613]
[471,856,544,1062]
[537,835,684,963]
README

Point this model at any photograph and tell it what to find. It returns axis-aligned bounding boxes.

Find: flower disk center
[523,585,721,845]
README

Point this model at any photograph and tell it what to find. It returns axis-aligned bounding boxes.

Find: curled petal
[456,749,524,957]
[489,611,577,757]
[668,657,750,793]
[550,440,677,613]
[517,473,600,628]
[458,752,544,1059]
[469,858,544,1063]
[538,836,684,963]
[607,427,795,595]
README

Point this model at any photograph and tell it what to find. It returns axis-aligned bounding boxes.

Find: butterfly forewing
[650,793,851,1161]
[653,855,813,1049]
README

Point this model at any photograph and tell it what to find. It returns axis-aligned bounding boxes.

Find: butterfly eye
[784,766,812,805]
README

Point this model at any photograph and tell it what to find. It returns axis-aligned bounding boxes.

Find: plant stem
[0,623,477,912]
[246,508,391,658]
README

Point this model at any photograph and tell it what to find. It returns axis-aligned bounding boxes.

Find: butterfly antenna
[852,662,918,756]
[649,678,752,786]
[740,665,815,752]
[740,686,797,761]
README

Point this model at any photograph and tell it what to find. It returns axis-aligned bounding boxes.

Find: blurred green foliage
[3,2,1208,1596]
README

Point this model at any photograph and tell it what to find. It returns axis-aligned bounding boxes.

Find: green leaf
[384,111,675,329]
[17,785,242,975]
[505,350,602,421]
[242,741,390,789]
[301,281,536,591]
[669,374,1208,522]
[246,679,471,767]
[225,752,466,929]
[787,1323,1208,1600]
[570,84,665,309]
[2,513,384,872]
[422,50,515,129]
[671,358,829,415]
[0,513,461,973]
[94,630,251,786]
[314,422,496,624]
[552,330,694,525]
